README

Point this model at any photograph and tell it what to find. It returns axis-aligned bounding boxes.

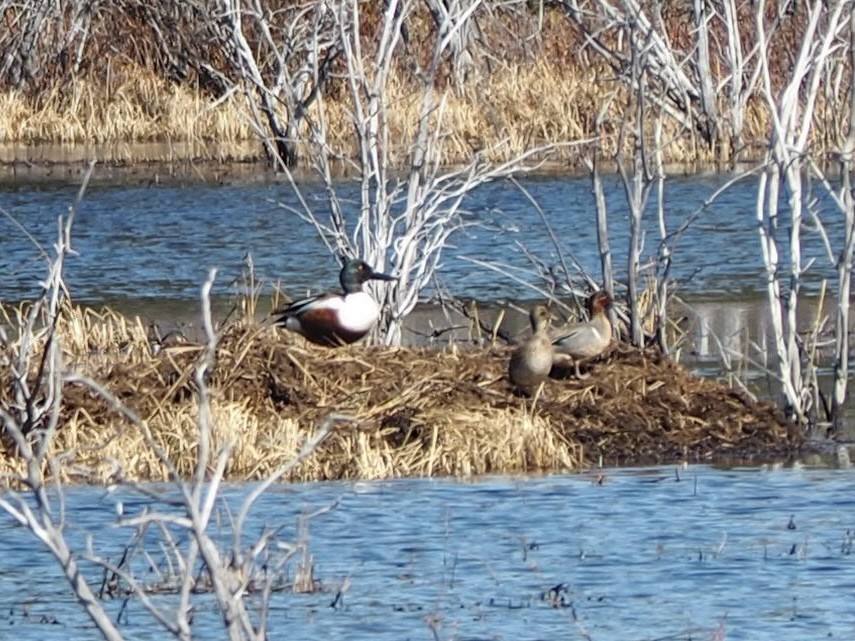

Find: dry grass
[0,69,258,160]
[2,1,848,169]
[0,303,799,485]
[0,58,783,167]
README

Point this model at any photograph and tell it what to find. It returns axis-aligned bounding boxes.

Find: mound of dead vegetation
[0,306,800,484]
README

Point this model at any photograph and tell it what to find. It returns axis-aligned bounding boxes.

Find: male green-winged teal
[552,290,613,376]
[274,258,395,347]
[508,304,555,394]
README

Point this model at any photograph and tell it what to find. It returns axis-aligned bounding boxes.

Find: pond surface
[2,464,854,640]
[0,170,846,304]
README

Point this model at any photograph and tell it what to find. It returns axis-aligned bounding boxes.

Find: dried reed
[0,67,256,158]
[0,58,780,167]
[3,1,848,171]
[0,303,799,484]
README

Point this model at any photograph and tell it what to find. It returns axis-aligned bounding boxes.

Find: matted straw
[0,306,799,484]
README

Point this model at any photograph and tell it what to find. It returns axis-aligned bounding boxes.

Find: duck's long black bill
[370,271,396,282]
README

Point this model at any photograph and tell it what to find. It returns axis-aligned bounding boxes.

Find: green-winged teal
[552,290,613,375]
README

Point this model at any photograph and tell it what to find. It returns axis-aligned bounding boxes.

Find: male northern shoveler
[509,304,555,394]
[552,290,613,376]
[274,258,395,347]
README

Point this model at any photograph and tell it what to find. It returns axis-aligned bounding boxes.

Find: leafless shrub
[574,6,674,349]
[0,165,342,641]
[272,0,591,345]
[0,0,100,91]
[555,0,710,151]
[754,0,852,427]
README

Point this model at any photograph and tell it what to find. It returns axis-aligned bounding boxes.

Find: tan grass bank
[0,306,799,485]
[0,59,764,168]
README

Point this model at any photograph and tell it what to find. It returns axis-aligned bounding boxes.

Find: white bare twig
[2,170,343,641]
[754,0,851,425]
[281,0,591,345]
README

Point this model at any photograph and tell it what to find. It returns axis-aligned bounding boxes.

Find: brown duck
[508,304,555,394]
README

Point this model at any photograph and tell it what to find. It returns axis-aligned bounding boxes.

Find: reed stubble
[0,305,799,484]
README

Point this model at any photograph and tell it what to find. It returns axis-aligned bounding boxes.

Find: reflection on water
[2,464,855,640]
[0,141,262,166]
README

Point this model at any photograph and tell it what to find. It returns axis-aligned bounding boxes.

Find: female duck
[274,259,395,346]
[508,304,555,394]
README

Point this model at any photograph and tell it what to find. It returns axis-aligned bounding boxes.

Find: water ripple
[0,174,845,303]
[2,465,855,639]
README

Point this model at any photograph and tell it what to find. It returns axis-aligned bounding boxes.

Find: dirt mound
[2,319,800,482]
[543,349,798,465]
[204,327,799,465]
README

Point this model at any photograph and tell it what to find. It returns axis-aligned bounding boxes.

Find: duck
[508,304,555,394]
[273,258,395,346]
[552,290,613,376]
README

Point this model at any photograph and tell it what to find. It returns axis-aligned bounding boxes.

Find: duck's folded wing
[551,324,590,352]
[273,292,330,321]
[552,318,613,360]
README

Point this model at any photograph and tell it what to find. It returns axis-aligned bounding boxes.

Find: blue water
[0,172,846,304]
[2,465,855,640]
[3,173,854,639]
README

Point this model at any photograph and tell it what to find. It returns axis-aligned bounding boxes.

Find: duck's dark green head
[340,259,395,293]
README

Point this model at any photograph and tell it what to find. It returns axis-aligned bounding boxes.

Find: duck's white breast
[338,291,380,332]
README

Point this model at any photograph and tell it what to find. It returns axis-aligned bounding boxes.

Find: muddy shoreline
[0,143,756,188]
